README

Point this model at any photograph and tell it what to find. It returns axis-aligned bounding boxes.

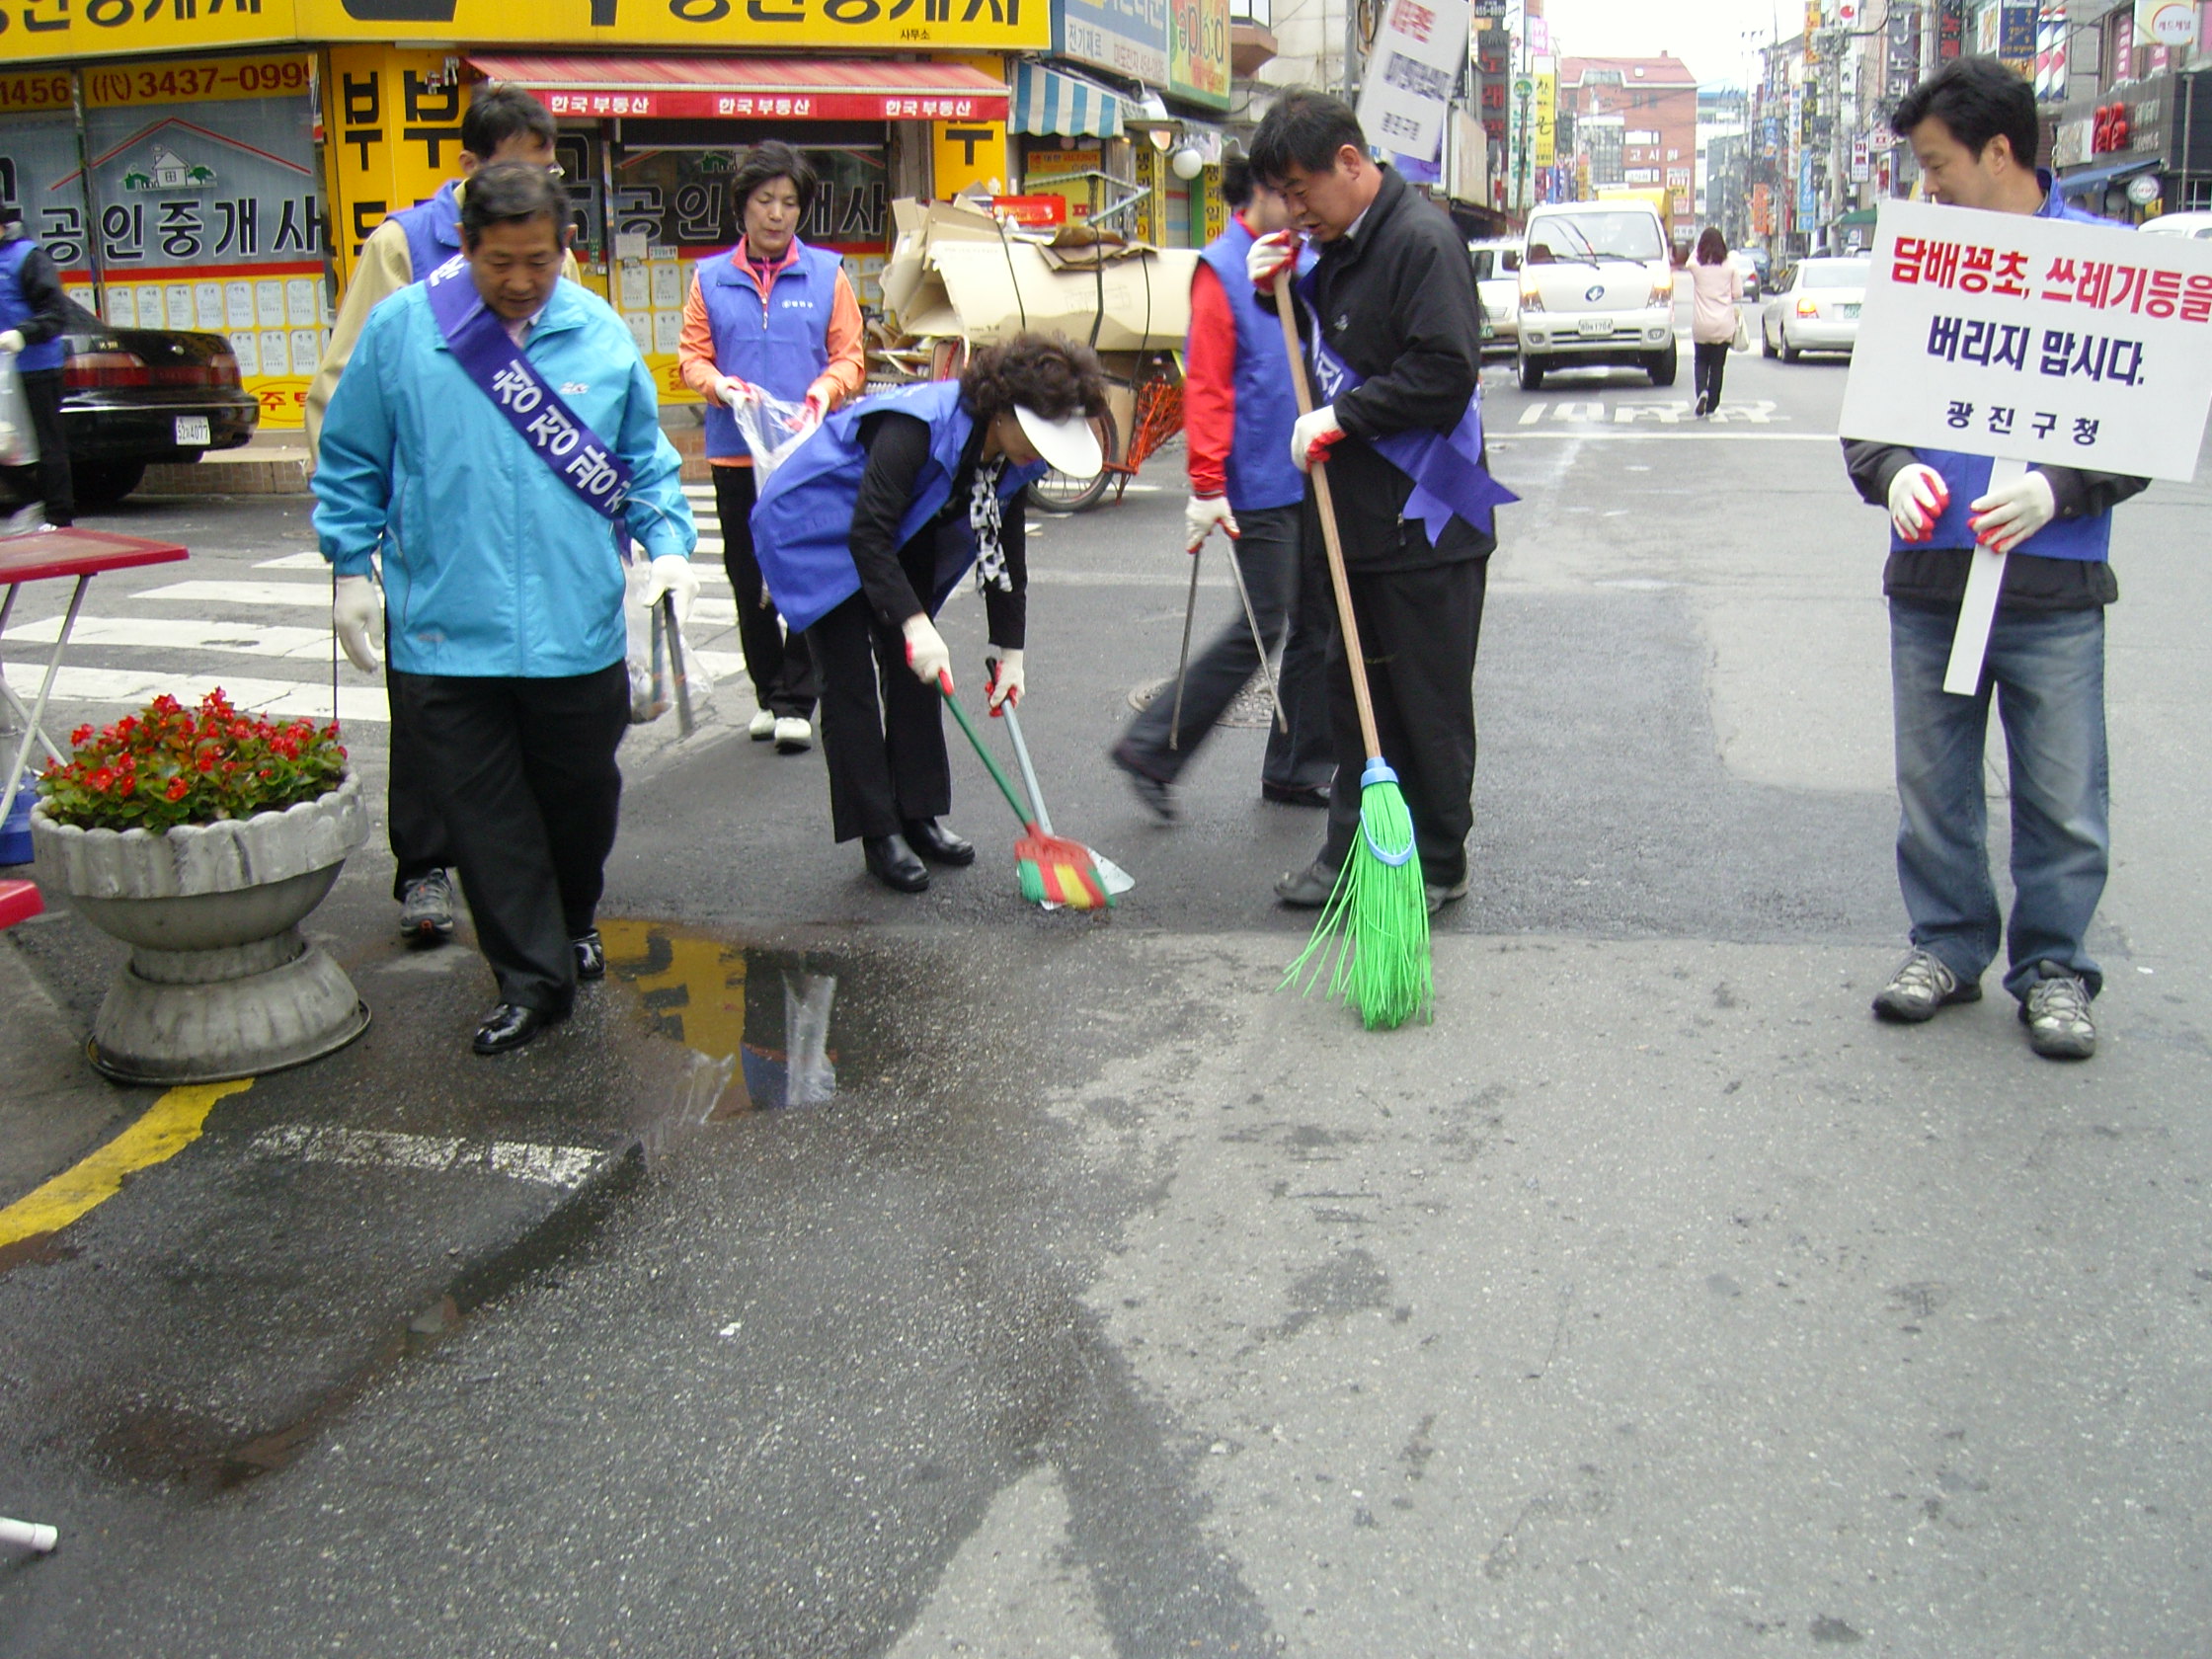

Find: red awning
[468,55,1007,124]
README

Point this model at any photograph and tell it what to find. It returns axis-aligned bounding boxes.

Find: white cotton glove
[1245,230,1297,290]
[903,613,952,689]
[0,330,23,356]
[1290,404,1344,473]
[332,574,382,674]
[641,553,701,623]
[1967,470,2056,554]
[1887,463,1950,544]
[1184,495,1239,553]
[986,648,1025,715]
[716,375,754,412]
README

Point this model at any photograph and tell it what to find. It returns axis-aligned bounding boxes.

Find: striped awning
[1010,62,1127,140]
[469,55,1008,123]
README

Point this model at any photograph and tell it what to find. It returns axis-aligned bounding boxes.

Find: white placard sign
[1356,0,1472,164]
[1840,198,2212,480]
[1841,198,2212,693]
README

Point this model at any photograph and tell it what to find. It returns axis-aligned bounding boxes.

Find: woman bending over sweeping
[750,333,1107,893]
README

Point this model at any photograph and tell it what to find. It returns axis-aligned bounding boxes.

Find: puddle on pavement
[598,920,856,1116]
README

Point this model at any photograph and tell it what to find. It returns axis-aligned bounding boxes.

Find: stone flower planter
[32,775,371,1083]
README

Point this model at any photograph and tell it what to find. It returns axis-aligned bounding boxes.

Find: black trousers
[1120,503,1334,791]
[0,368,72,526]
[1693,341,1730,411]
[388,663,629,1015]
[385,662,454,900]
[1317,557,1488,890]
[805,535,950,844]
[713,464,818,718]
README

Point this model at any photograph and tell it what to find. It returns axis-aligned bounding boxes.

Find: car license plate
[175,415,211,446]
[1838,304,1860,319]
[1577,317,1613,336]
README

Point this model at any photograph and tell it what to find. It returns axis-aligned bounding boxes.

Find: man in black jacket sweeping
[1247,91,1505,915]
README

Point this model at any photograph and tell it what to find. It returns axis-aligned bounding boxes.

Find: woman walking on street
[1689,227,1743,419]
[678,141,866,752]
[751,334,1106,894]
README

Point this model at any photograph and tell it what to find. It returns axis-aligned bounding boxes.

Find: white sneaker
[748,708,776,741]
[2,505,52,538]
[773,715,813,753]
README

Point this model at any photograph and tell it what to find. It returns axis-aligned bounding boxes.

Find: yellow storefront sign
[1532,70,1556,169]
[300,0,1048,52]
[0,1,296,64]
[82,54,313,109]
[1,0,1047,64]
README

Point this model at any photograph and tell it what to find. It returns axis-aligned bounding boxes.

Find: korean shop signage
[1839,199,2212,481]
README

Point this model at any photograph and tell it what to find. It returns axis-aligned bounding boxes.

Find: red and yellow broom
[937,672,1114,910]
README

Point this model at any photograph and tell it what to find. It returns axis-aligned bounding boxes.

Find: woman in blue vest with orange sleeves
[678,141,866,753]
[751,334,1106,894]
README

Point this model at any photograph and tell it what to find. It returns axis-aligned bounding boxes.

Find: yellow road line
[0,1078,253,1249]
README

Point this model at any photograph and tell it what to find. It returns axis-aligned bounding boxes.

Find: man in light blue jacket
[314,164,696,1056]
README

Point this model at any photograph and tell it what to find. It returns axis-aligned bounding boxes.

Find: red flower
[166,777,190,802]
[87,767,114,793]
[196,751,216,773]
[69,724,92,746]
[118,777,135,797]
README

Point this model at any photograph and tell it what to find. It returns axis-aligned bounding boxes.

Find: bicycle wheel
[1024,407,1119,514]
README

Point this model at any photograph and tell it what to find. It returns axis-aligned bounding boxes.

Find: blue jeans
[1889,599,2109,1000]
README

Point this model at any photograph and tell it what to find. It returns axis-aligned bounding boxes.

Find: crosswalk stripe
[2,663,389,723]
[4,615,336,659]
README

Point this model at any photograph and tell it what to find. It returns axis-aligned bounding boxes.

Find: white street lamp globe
[1170,146,1205,181]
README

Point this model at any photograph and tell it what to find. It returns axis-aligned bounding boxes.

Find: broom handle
[937,672,1039,832]
[1273,269,1383,763]
[987,657,1056,835]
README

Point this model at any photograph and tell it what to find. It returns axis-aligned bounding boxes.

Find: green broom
[1272,269,1433,1029]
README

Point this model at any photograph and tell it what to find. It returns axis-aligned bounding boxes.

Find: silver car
[1761,257,1869,359]
[1467,238,1521,354]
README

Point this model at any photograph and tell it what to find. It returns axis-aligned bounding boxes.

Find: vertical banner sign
[1998,2,2039,68]
[1357,0,1473,166]
[1839,199,2212,689]
[1532,67,1556,169]
[322,45,470,296]
[79,55,325,432]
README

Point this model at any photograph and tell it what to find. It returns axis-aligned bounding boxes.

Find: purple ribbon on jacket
[423,253,633,523]
[1304,300,1519,541]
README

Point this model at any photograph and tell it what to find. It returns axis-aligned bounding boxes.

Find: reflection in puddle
[597,920,841,1113]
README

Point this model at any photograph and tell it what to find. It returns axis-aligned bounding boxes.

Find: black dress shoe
[863,833,929,893]
[902,817,976,866]
[1261,781,1331,809]
[473,1001,558,1056]
[572,930,605,982]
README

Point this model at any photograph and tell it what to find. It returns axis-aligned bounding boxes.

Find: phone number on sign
[84,59,310,107]
[0,73,71,115]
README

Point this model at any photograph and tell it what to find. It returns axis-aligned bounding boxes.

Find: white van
[1515,198,1678,390]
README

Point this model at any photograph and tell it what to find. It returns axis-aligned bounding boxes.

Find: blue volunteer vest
[389,180,464,285]
[1197,220,1304,514]
[750,378,1045,634]
[1895,179,2120,564]
[699,238,844,461]
[0,240,65,372]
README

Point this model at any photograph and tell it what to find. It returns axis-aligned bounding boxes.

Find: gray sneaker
[1274,857,1340,908]
[1425,874,1469,915]
[2018,963,2095,1060]
[1871,948,1981,1022]
[398,869,455,942]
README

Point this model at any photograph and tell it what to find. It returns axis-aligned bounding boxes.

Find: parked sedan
[1467,237,1522,354]
[1761,257,1870,360]
[1,299,260,509]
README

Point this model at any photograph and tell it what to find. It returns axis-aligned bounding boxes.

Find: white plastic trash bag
[0,354,36,470]
[624,557,716,725]
[734,390,820,481]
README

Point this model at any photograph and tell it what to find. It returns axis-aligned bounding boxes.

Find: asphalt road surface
[4,335,2211,1658]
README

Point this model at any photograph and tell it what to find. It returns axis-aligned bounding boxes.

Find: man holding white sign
[1837,57,2193,1061]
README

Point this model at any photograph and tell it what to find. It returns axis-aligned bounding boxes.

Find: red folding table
[0,529,190,830]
